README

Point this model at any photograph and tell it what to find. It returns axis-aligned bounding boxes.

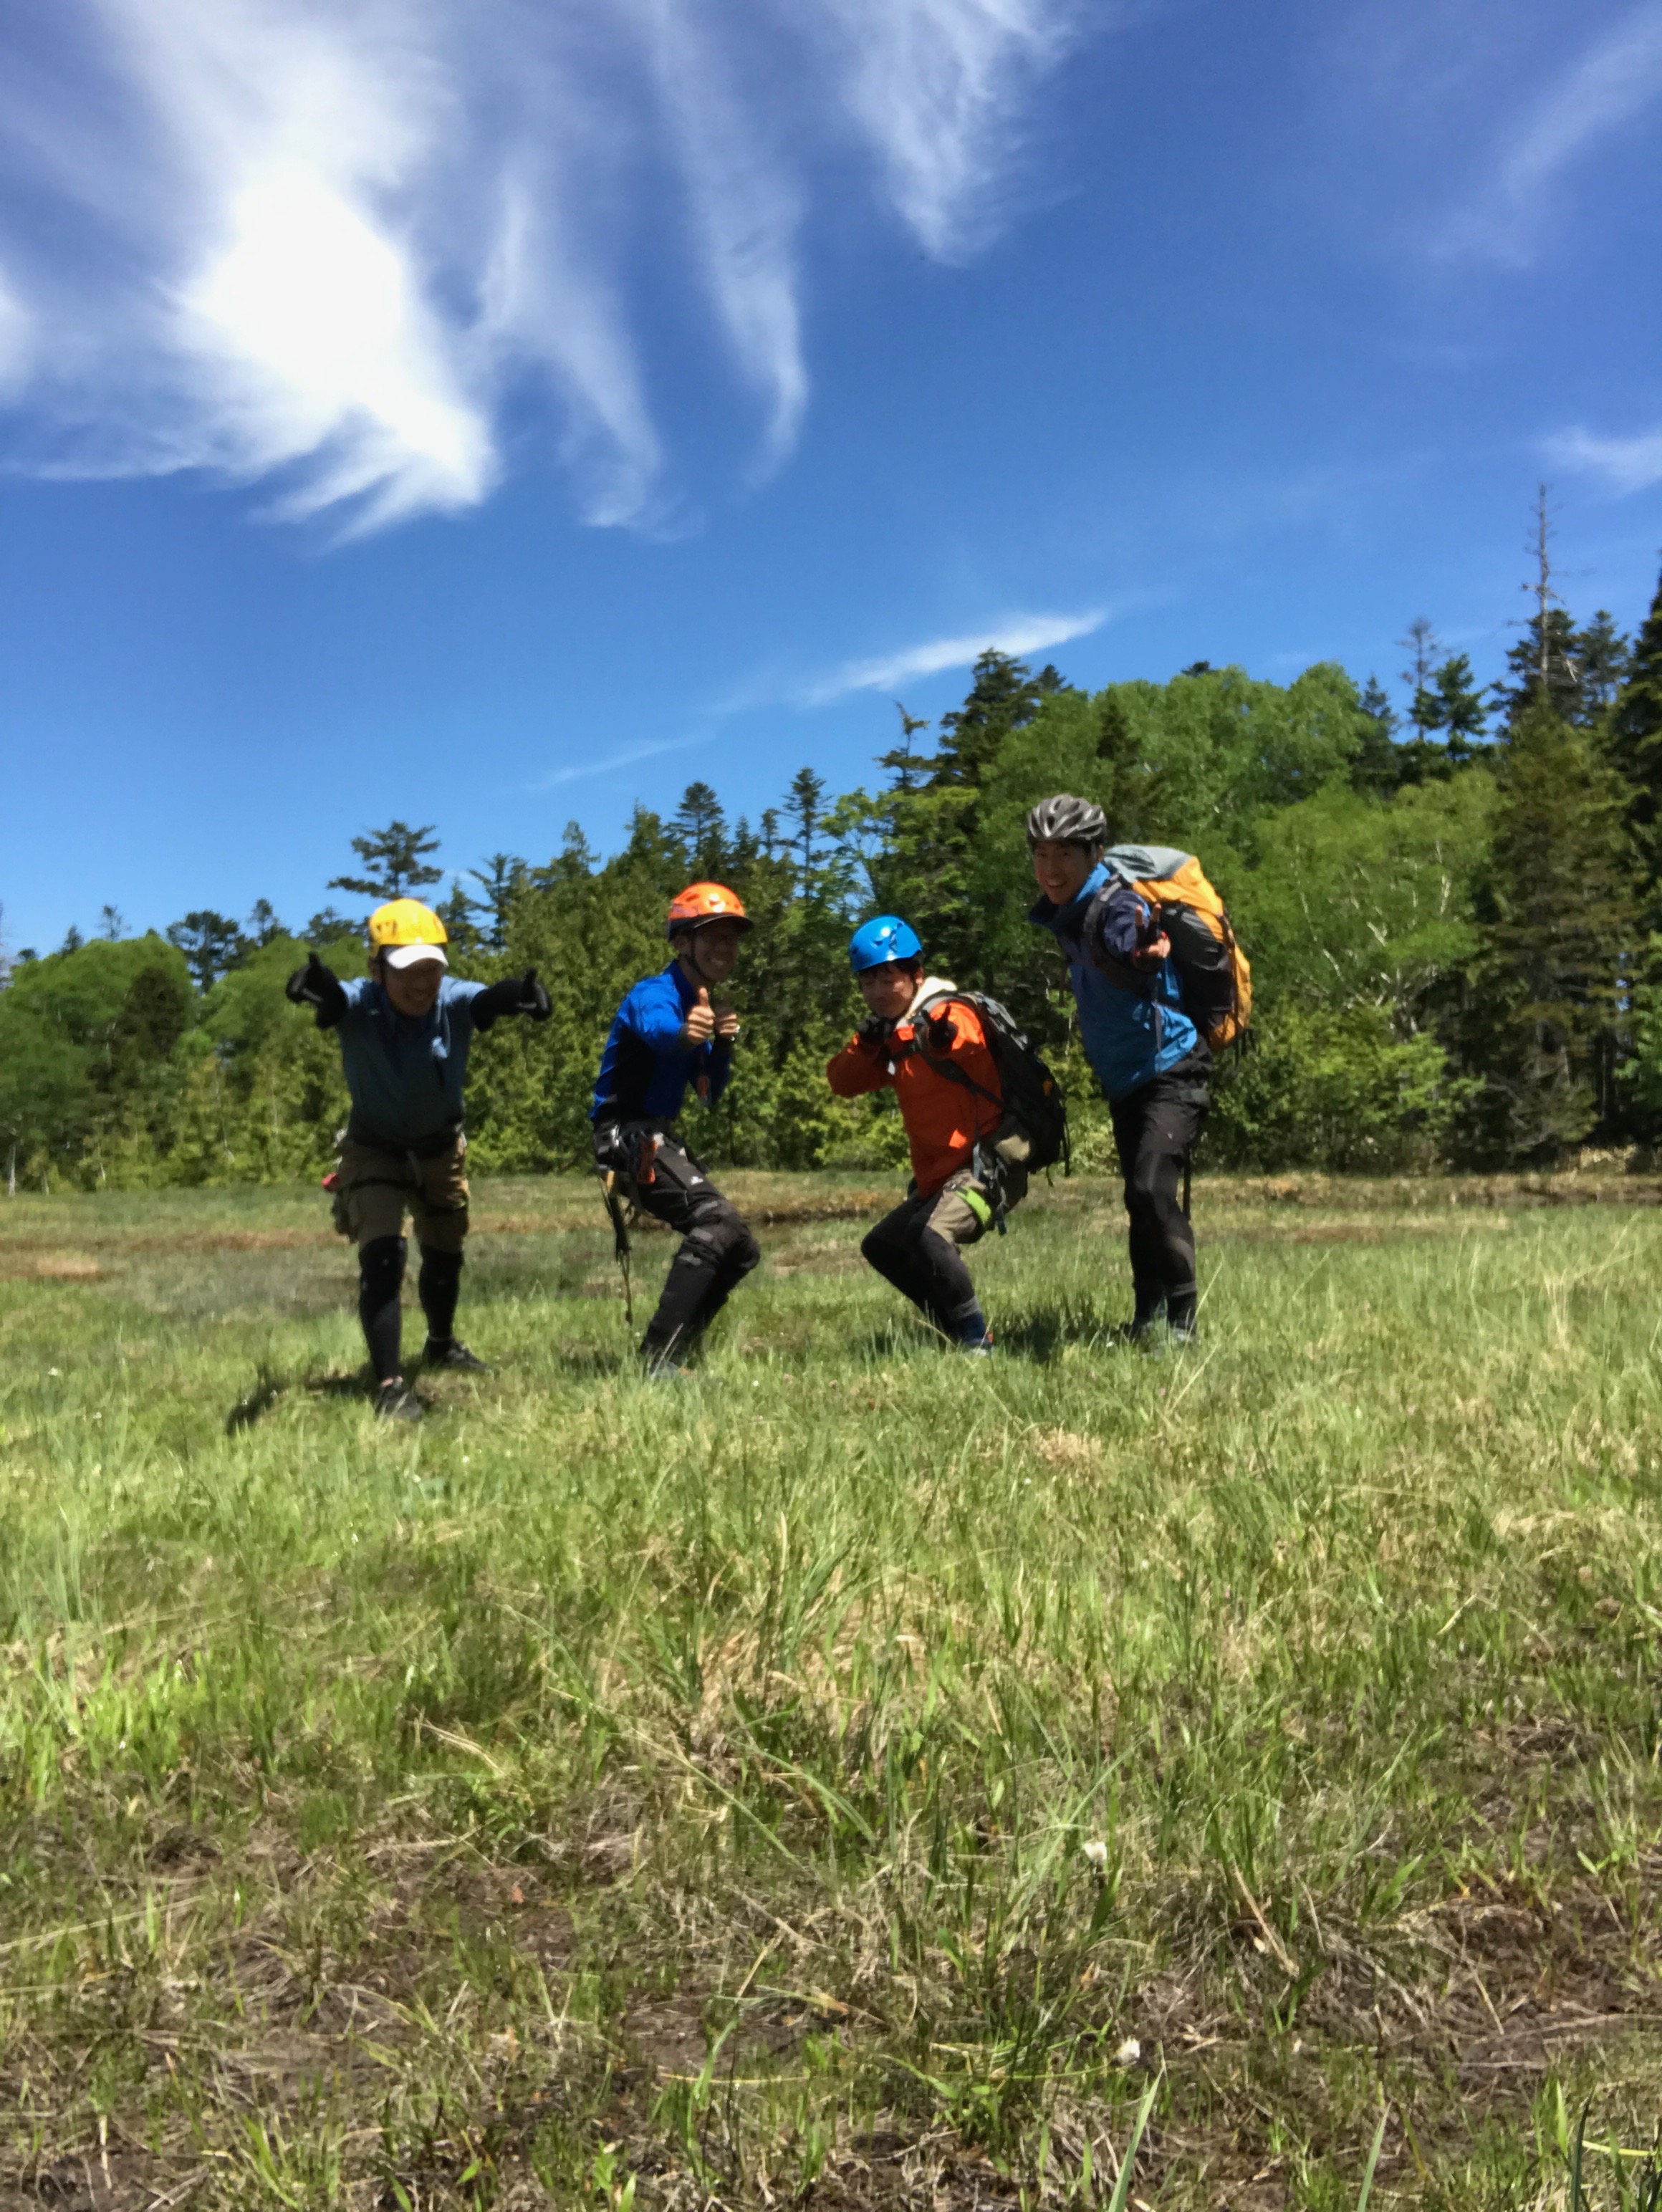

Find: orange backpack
[1100,844,1252,1050]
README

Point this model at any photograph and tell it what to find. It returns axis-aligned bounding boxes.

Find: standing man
[826,915,1028,1354]
[592,883,762,1376]
[287,898,552,1420]
[1027,797,1209,1341]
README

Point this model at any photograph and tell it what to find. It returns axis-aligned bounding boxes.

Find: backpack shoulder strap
[909,991,1004,1111]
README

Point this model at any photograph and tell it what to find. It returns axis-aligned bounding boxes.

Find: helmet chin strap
[678,927,720,991]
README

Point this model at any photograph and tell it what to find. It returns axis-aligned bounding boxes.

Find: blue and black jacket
[592,962,733,1125]
[1030,862,1201,1102]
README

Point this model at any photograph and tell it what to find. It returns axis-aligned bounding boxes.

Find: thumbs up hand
[681,986,716,1048]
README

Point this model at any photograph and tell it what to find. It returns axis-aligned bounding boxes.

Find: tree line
[4,535,1661,1193]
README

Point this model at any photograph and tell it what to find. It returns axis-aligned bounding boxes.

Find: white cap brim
[381,941,448,971]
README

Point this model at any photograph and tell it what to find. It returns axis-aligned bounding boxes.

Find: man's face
[1032,838,1098,908]
[382,957,446,1016]
[858,963,917,1022]
[681,919,743,985]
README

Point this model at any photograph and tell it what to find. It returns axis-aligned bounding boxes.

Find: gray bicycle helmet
[1025,793,1108,850]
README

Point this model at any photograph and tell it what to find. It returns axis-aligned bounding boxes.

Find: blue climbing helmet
[849,915,923,973]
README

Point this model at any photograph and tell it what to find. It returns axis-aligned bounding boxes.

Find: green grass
[4,1168,1662,2208]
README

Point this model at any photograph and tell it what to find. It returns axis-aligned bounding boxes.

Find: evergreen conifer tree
[877,651,1063,981]
[671,784,729,880]
[1605,561,1662,895]
[1427,654,1487,764]
[329,822,443,903]
[1577,610,1631,717]
[1460,697,1635,1159]
[1351,675,1401,794]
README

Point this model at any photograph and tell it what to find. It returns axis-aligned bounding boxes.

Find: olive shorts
[331,1133,469,1252]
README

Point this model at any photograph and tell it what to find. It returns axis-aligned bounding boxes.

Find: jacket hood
[907,973,956,1015]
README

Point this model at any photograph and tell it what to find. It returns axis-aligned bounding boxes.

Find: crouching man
[827,915,1028,1355]
[287,899,551,1420]
[591,883,762,1377]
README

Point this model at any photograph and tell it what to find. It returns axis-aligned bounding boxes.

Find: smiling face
[1031,837,1099,908]
[676,918,744,986]
[379,956,446,1016]
[858,962,918,1023]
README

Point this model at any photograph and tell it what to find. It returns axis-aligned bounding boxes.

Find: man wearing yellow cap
[287,898,550,1420]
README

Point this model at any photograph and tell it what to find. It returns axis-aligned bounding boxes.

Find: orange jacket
[825,978,1004,1196]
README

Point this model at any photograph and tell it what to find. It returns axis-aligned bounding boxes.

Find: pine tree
[329,822,443,903]
[671,784,728,880]
[930,653,1066,787]
[876,652,1065,981]
[1577,610,1631,716]
[1427,653,1487,764]
[784,769,825,890]
[466,854,529,949]
[1606,559,1662,895]
[165,911,247,991]
[1351,675,1401,795]
[1494,609,1584,728]
[1095,689,1171,835]
[1461,696,1636,1159]
[877,705,930,794]
[1398,618,1443,769]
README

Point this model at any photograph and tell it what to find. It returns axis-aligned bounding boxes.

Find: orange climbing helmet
[666,882,752,938]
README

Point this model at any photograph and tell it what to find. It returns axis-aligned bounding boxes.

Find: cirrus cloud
[0,0,1091,534]
[1545,423,1662,496]
[802,605,1112,704]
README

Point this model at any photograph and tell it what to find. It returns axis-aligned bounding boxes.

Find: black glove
[519,968,552,1021]
[926,1010,956,1054]
[855,1015,890,1053]
[285,951,347,1026]
[474,968,552,1031]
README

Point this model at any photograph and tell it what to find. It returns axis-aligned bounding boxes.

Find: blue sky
[1,0,1660,952]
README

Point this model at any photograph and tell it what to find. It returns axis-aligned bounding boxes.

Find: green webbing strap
[961,1184,994,1232]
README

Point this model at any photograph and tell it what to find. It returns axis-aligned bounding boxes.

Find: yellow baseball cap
[369,899,448,969]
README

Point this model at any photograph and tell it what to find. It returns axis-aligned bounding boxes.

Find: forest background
[5,542,1662,1191]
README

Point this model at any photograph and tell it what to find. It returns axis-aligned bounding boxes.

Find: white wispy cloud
[1443,1,1662,261]
[804,607,1109,703]
[1545,423,1662,495]
[536,736,696,789]
[0,0,1087,532]
[810,0,1083,261]
[0,268,30,393]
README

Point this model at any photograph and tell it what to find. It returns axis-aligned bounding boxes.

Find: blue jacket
[335,974,488,1143]
[592,961,734,1123]
[1030,862,1199,1102]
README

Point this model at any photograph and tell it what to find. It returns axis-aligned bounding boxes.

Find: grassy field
[4,1167,1662,2211]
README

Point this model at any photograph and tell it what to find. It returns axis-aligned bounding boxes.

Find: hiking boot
[423,1338,490,1374]
[374,1380,423,1423]
[1167,1294,1199,1345]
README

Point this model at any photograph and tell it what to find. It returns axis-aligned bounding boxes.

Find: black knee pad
[418,1243,463,1284]
[685,1203,758,1275]
[360,1235,407,1301]
[724,1224,762,1279]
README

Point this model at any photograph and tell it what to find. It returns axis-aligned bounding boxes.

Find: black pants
[597,1125,760,1363]
[861,1172,1002,1338]
[1108,1055,1209,1319]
